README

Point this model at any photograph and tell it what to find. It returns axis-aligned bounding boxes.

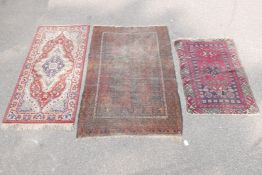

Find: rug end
[1,123,74,131]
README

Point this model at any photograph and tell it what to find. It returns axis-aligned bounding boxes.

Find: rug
[2,25,90,129]
[175,39,259,114]
[77,26,182,137]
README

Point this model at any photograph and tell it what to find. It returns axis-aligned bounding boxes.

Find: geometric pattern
[3,25,90,124]
[77,26,182,137]
[175,39,259,114]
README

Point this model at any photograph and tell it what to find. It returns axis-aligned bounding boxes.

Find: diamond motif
[30,33,75,108]
[42,54,65,78]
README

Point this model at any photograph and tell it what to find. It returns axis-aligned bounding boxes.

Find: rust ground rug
[77,26,182,137]
[2,25,90,129]
[175,39,259,114]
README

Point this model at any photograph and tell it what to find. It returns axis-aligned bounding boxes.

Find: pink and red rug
[3,25,90,129]
[175,39,259,114]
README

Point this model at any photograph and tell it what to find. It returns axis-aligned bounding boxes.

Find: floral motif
[3,25,90,124]
[42,54,65,78]
[203,64,221,77]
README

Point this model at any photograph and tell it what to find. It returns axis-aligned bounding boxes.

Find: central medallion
[30,33,74,108]
[42,54,65,78]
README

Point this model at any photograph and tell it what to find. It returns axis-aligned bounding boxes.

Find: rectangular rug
[2,25,90,129]
[175,39,259,114]
[77,26,182,137]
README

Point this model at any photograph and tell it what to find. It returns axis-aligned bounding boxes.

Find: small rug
[2,25,90,129]
[175,39,259,114]
[77,26,182,137]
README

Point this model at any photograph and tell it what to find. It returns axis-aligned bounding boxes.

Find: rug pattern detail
[95,32,167,118]
[78,26,182,137]
[3,25,90,123]
[175,39,259,114]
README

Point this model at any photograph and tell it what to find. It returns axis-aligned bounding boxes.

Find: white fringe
[78,135,183,143]
[1,123,74,131]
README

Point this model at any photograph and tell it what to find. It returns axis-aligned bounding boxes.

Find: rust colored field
[77,26,182,137]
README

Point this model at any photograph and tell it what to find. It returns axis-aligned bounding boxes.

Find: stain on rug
[175,39,259,114]
[77,26,182,137]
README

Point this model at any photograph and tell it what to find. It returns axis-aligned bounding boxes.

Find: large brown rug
[77,26,182,137]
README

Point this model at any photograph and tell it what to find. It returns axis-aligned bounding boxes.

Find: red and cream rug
[77,26,182,137]
[2,25,90,129]
[175,39,259,114]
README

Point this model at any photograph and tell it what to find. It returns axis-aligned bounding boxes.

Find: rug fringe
[1,123,74,131]
[173,38,233,42]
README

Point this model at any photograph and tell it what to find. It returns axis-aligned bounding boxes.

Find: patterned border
[175,39,259,114]
[3,25,90,124]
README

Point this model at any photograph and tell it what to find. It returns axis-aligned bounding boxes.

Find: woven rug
[2,25,90,129]
[77,26,182,137]
[175,39,259,114]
